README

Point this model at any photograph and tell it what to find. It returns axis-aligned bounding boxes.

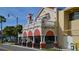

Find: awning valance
[23,32,27,37]
[34,29,40,36]
[46,31,54,36]
[28,31,32,36]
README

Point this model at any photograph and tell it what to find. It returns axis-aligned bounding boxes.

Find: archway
[45,30,55,48]
[34,29,40,48]
[22,32,27,46]
[23,32,27,37]
[28,31,33,47]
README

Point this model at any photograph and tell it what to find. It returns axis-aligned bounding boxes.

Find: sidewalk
[59,49,72,51]
[1,43,42,51]
[51,47,72,51]
[1,43,73,51]
[11,45,42,51]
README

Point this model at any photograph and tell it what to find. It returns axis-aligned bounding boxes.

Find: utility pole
[16,16,19,44]
[7,13,19,44]
[1,21,3,43]
[16,16,18,26]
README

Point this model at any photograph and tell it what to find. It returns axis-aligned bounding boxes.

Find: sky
[0,7,41,30]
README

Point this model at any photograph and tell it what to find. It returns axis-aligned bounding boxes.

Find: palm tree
[8,14,19,44]
[0,16,6,43]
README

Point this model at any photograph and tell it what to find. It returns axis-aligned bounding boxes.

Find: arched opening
[23,32,27,41]
[22,32,27,46]
[45,30,55,48]
[23,32,27,37]
[34,29,40,48]
[28,31,33,47]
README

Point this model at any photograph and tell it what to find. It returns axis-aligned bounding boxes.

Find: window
[69,11,79,21]
[69,13,74,21]
[74,12,79,19]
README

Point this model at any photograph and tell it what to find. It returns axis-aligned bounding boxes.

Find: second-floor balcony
[42,20,55,27]
[23,20,42,30]
[23,13,56,30]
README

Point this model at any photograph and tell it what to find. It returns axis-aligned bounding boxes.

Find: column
[26,36,28,46]
[40,35,46,49]
[54,21,58,48]
[54,35,58,48]
[32,31,35,48]
[43,35,46,48]
[54,35,57,43]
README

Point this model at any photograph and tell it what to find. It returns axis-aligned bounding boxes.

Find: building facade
[18,7,79,50]
[18,7,59,49]
[59,7,79,50]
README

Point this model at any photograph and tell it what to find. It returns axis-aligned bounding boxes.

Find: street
[0,43,42,51]
[0,48,7,51]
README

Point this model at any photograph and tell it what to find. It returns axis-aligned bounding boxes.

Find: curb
[11,45,42,51]
[0,47,10,51]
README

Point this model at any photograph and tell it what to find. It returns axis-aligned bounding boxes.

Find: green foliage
[16,25,22,33]
[3,26,16,37]
[0,16,6,23]
[3,25,22,37]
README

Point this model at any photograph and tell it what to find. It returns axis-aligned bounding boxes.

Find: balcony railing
[42,21,55,27]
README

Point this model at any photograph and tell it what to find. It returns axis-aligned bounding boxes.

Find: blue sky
[0,7,41,29]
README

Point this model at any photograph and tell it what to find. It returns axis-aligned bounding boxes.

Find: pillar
[40,35,46,49]
[32,31,35,48]
[26,36,29,47]
[32,36,35,48]
[53,35,58,48]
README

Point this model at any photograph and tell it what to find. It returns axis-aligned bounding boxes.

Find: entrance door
[45,31,55,48]
[28,31,33,47]
[34,29,40,48]
[34,36,40,48]
[23,32,27,46]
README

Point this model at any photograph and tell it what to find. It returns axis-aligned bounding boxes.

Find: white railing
[23,20,42,30]
[42,21,55,27]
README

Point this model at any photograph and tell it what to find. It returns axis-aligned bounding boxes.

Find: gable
[35,7,57,21]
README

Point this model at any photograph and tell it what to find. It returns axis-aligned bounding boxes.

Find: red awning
[34,29,40,36]
[46,31,54,36]
[28,31,32,36]
[23,32,27,37]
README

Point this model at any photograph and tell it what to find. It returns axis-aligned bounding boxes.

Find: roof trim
[35,8,44,21]
[35,7,55,21]
[63,7,75,11]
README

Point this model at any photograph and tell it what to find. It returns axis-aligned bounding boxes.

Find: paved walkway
[0,43,73,51]
[11,45,42,51]
[0,43,42,51]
